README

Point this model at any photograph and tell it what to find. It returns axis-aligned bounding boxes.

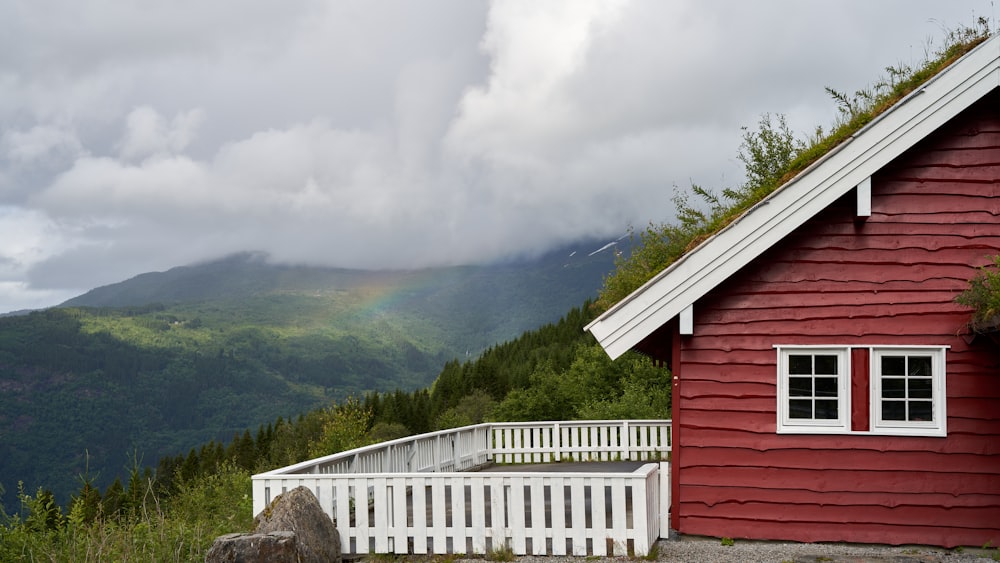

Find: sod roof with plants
[595,20,996,314]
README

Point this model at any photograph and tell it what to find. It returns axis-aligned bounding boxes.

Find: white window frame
[869,346,947,437]
[775,346,851,434]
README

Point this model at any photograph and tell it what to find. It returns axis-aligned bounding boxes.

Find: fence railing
[252,420,671,556]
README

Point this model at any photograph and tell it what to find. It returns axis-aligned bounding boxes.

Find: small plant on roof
[955,255,1000,332]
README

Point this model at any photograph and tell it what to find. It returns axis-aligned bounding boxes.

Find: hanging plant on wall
[955,255,1000,334]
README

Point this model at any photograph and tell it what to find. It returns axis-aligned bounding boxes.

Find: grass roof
[595,20,995,313]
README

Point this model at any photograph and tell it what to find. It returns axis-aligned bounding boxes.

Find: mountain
[0,238,624,504]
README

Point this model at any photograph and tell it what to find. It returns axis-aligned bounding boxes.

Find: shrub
[956,255,1000,331]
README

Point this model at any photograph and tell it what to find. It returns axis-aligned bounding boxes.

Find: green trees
[491,343,669,421]
[433,389,497,430]
[308,398,374,458]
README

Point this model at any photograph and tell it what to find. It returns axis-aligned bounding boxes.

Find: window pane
[789,377,812,397]
[909,401,933,422]
[909,356,932,376]
[869,348,944,434]
[789,355,812,375]
[882,400,906,421]
[789,399,812,419]
[814,400,838,419]
[881,378,905,399]
[814,355,838,375]
[814,377,838,397]
[881,356,905,375]
[780,349,847,429]
[908,377,932,399]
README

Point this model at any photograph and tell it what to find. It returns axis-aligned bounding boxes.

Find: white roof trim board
[587,34,1000,360]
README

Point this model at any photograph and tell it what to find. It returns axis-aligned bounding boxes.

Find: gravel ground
[643,536,998,563]
[449,536,999,563]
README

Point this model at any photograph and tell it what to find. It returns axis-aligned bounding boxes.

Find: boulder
[206,486,341,563]
[254,486,341,562]
[205,531,298,562]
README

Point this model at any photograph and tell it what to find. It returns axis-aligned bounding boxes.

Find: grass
[485,543,515,561]
[0,464,253,562]
[366,553,406,562]
[635,542,660,560]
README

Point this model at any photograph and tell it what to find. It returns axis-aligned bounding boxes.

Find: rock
[253,486,341,562]
[205,531,298,562]
[206,486,341,563]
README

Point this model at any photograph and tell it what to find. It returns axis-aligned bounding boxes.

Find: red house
[587,34,1000,547]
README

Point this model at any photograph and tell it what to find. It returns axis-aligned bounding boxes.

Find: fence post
[632,468,652,556]
[480,424,489,465]
[435,434,441,471]
[659,461,671,538]
[624,420,632,461]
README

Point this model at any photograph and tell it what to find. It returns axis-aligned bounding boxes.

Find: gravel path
[643,536,998,562]
[449,536,999,563]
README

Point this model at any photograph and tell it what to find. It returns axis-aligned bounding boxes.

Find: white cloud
[2,124,83,164]
[0,0,993,312]
[446,1,629,165]
[0,207,66,272]
[117,106,204,161]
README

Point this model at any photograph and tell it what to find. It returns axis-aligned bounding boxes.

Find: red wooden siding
[851,347,870,432]
[674,90,1000,547]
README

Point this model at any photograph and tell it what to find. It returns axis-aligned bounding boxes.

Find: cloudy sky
[0,0,994,312]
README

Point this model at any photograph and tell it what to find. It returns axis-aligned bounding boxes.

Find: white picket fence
[252,420,671,556]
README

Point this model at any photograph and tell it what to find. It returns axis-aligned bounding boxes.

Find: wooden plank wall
[675,90,1000,547]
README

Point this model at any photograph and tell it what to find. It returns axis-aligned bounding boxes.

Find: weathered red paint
[667,91,1000,546]
[851,347,870,432]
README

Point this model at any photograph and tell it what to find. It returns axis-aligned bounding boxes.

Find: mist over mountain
[0,237,624,504]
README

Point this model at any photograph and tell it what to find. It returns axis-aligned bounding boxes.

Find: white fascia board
[588,35,999,360]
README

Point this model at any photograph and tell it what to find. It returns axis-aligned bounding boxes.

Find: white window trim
[775,346,851,434]
[775,344,949,437]
[869,346,948,437]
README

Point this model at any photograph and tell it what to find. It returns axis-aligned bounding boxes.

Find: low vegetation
[0,463,252,562]
[955,255,1000,331]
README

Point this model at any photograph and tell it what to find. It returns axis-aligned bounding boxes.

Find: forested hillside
[152,300,669,485]
[0,299,670,561]
[0,242,620,505]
